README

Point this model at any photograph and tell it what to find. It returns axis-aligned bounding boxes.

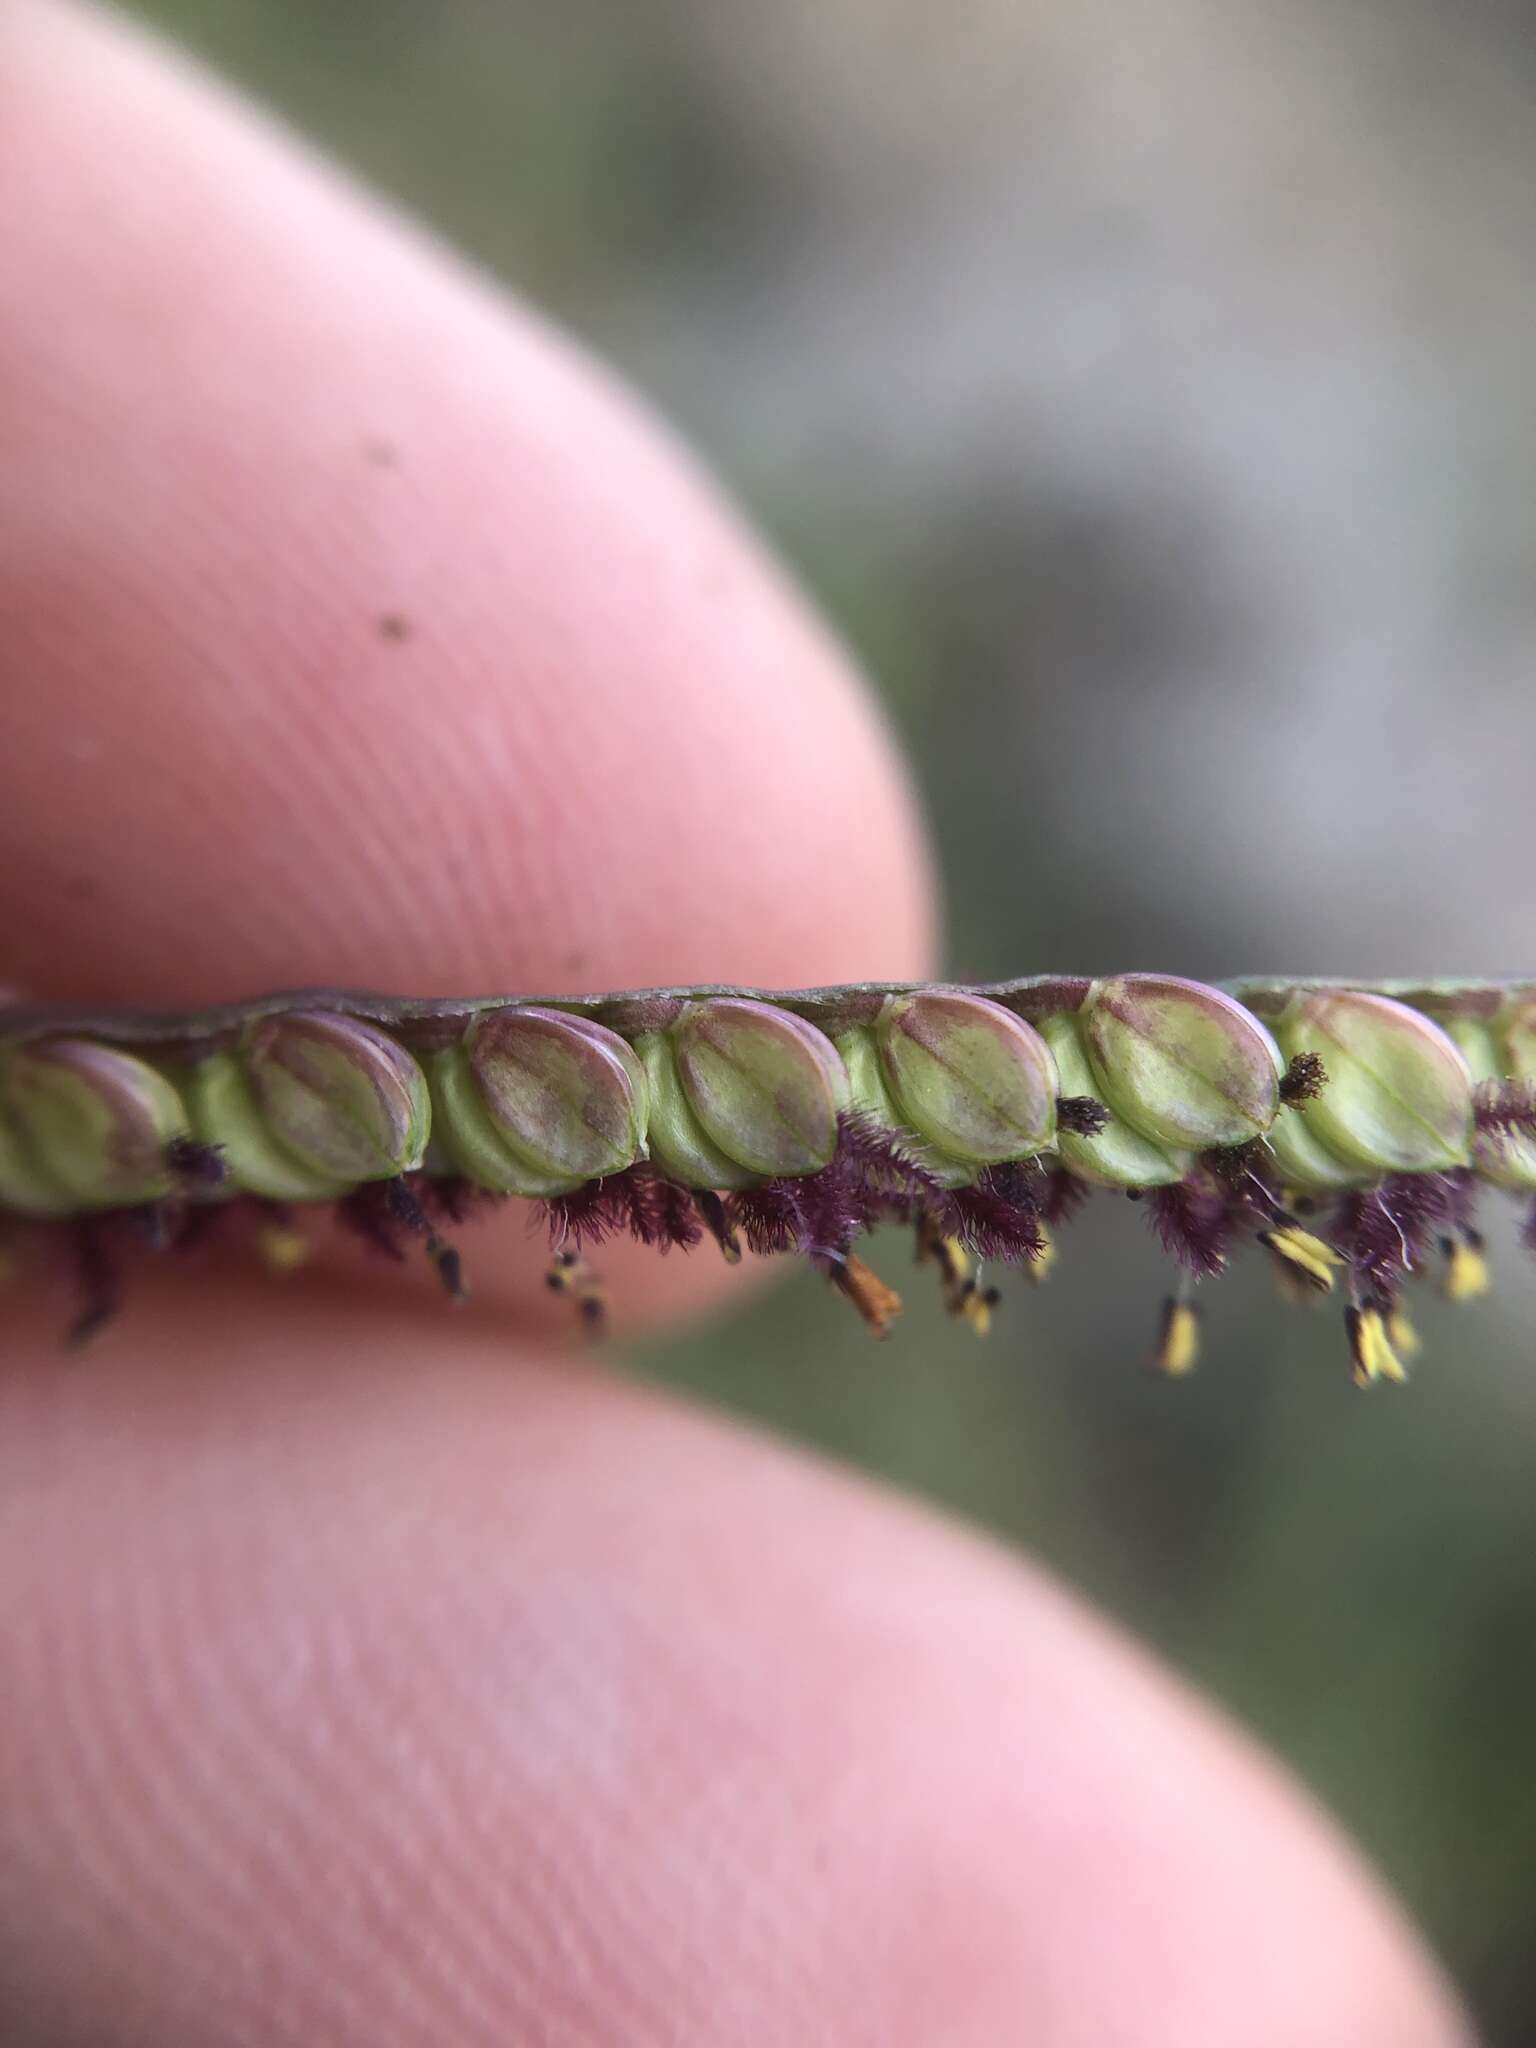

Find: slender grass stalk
[2,974,1532,1373]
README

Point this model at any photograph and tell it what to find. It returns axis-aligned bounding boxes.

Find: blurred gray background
[121,2,1536,2035]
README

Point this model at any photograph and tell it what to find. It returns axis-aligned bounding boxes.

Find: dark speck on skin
[377,613,412,642]
[362,436,399,468]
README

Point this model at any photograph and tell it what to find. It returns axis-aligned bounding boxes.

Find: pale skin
[0,5,1476,2042]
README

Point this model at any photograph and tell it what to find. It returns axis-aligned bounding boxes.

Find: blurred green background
[118,2,1536,2035]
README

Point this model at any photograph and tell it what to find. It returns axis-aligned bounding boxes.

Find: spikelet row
[2,975,1532,1369]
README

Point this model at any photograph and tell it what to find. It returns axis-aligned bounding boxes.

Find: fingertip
[0,1298,1472,2047]
[1,0,933,1005]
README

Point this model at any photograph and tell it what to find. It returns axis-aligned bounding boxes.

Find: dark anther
[1201,1138,1264,1192]
[546,1246,607,1335]
[67,1222,120,1350]
[1056,1095,1110,1137]
[1279,1052,1328,1105]
[432,1244,467,1304]
[343,1176,468,1299]
[545,1249,581,1292]
[135,1201,175,1252]
[166,1135,227,1188]
[694,1190,743,1264]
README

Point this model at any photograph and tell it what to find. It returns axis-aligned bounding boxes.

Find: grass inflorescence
[2,973,1534,1380]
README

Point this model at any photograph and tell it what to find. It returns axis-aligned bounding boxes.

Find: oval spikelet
[242,1012,431,1183]
[633,1030,762,1191]
[189,1050,345,1202]
[1083,975,1280,1151]
[1275,991,1472,1174]
[876,991,1057,1165]
[464,1008,645,1181]
[428,1046,584,1197]
[1265,1099,1369,1193]
[672,999,847,1178]
[0,1039,189,1209]
[1036,1013,1190,1189]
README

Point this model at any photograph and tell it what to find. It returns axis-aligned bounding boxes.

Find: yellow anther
[1346,1305,1409,1387]
[960,1281,1001,1338]
[832,1253,904,1338]
[938,1234,973,1294]
[1271,1258,1321,1309]
[1385,1305,1422,1360]
[545,1248,608,1338]
[256,1223,312,1274]
[1152,1297,1201,1376]
[1028,1223,1057,1284]
[1441,1234,1490,1303]
[915,1212,982,1317]
[1260,1223,1344,1294]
